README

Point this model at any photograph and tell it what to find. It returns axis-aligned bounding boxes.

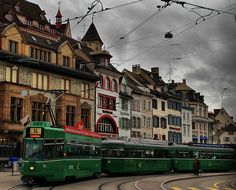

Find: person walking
[193,157,200,176]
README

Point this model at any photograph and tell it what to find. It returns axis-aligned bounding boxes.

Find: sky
[30,0,236,120]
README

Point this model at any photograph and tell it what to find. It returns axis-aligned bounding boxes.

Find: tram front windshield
[24,139,43,160]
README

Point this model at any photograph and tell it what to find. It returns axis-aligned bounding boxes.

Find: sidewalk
[0,168,21,190]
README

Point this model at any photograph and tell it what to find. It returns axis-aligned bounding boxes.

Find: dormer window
[26,18,32,27]
[14,2,20,12]
[38,23,45,31]
[63,56,70,67]
[49,28,55,34]
[5,11,14,22]
[101,57,109,66]
[9,40,17,53]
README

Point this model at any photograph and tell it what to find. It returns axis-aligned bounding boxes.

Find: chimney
[183,78,186,84]
[132,64,141,74]
[151,67,159,76]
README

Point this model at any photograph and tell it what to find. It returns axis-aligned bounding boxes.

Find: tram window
[55,145,64,158]
[101,148,108,157]
[94,146,101,157]
[43,144,54,159]
[129,148,137,158]
[136,149,144,158]
[111,148,124,157]
[24,140,43,160]
[44,139,55,144]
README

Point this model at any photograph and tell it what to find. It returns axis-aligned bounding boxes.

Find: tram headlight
[29,166,34,171]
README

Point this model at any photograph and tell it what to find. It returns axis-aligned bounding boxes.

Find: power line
[67,0,144,24]
[114,5,235,68]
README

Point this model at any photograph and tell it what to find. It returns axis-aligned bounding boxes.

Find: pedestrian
[193,157,200,176]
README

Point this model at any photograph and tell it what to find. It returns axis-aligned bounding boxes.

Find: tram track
[98,175,154,190]
[7,183,56,190]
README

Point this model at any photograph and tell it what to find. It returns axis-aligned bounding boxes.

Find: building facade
[0,0,98,159]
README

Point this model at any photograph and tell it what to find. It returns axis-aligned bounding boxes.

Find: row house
[119,76,133,139]
[209,108,235,144]
[123,68,153,139]
[170,79,208,143]
[0,0,98,158]
[81,22,122,138]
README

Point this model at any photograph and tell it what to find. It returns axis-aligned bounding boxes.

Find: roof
[81,22,103,44]
[175,83,194,91]
[222,123,236,132]
[0,0,49,24]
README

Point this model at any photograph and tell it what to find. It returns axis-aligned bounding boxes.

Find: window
[152,99,157,109]
[6,66,18,83]
[137,117,141,128]
[161,101,165,111]
[143,100,146,110]
[224,137,230,142]
[148,101,151,110]
[121,99,128,110]
[112,79,118,92]
[81,83,90,98]
[99,75,104,88]
[32,72,48,90]
[66,106,75,126]
[183,124,186,136]
[30,47,51,62]
[98,94,116,110]
[10,97,23,121]
[101,57,109,66]
[161,117,167,128]
[26,18,32,26]
[183,112,186,122]
[153,116,159,128]
[81,108,90,129]
[61,79,70,92]
[106,77,110,89]
[143,116,146,127]
[132,100,141,112]
[32,102,47,121]
[9,40,17,53]
[192,122,195,130]
[97,118,114,133]
[63,56,70,67]
[38,23,45,30]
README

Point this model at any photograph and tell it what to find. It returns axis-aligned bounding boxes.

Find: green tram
[101,140,236,175]
[21,121,101,184]
[169,145,235,172]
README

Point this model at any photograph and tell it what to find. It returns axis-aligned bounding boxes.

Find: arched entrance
[96,115,118,135]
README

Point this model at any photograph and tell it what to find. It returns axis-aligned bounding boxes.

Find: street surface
[0,169,235,190]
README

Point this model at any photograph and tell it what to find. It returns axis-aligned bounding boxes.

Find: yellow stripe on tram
[170,187,182,190]
[188,187,201,190]
[206,188,218,190]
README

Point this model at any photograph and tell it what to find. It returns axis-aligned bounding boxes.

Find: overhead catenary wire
[114,4,236,68]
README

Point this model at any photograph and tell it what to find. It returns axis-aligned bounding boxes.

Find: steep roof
[222,123,236,132]
[81,22,103,44]
[0,0,49,24]
[175,83,194,91]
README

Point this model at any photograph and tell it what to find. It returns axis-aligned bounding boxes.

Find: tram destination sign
[26,127,44,138]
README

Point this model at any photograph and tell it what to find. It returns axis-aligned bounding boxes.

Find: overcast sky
[31,0,236,120]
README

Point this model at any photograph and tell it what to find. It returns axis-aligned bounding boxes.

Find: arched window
[99,75,104,88]
[112,79,118,92]
[106,77,110,89]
